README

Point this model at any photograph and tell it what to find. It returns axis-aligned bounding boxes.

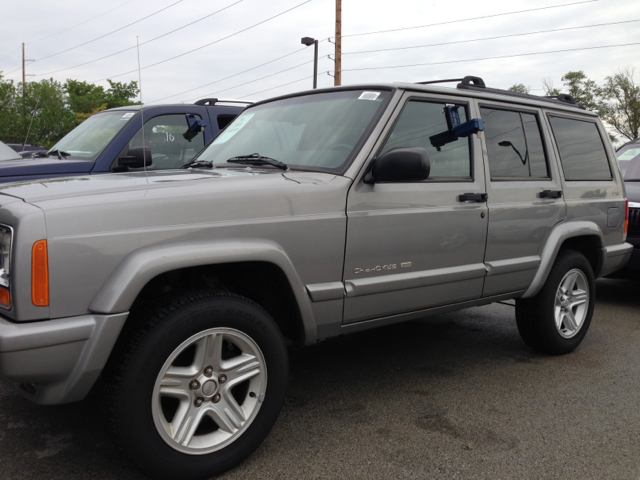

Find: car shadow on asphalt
[596,277,640,309]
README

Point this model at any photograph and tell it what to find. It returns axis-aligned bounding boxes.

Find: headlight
[0,224,13,308]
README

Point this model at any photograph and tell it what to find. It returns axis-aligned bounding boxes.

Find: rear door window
[548,116,612,180]
[480,107,549,179]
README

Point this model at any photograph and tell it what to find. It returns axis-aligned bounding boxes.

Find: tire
[101,291,288,480]
[515,249,595,355]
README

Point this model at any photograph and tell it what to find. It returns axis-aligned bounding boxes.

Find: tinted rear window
[549,116,612,180]
[480,107,549,179]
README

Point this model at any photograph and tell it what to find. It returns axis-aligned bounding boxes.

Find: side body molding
[521,221,605,298]
[88,240,317,344]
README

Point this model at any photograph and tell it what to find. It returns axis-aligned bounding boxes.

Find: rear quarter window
[549,116,612,180]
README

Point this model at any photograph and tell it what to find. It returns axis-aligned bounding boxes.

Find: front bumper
[0,313,127,404]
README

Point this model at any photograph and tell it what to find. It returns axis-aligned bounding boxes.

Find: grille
[629,208,640,237]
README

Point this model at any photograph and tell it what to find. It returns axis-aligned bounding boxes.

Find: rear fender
[521,221,605,298]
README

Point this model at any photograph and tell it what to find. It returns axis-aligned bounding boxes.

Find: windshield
[48,110,135,160]
[617,143,640,180]
[197,90,389,172]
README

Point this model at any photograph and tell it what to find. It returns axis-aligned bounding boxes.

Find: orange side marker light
[32,240,49,307]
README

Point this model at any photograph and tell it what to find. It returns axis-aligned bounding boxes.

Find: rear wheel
[515,250,595,354]
[102,291,288,480]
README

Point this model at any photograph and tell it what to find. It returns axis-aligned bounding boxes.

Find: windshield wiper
[226,153,288,171]
[181,159,213,169]
[47,149,71,160]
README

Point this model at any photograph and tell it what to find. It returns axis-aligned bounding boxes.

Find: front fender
[88,239,317,344]
[521,221,605,298]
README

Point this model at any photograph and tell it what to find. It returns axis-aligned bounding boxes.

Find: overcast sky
[1,0,638,105]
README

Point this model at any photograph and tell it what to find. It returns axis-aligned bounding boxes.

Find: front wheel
[102,291,288,480]
[515,250,595,355]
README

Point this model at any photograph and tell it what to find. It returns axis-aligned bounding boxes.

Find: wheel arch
[88,240,317,345]
[522,221,605,299]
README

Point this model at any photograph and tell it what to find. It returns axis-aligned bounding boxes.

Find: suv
[0,99,247,183]
[615,138,640,273]
[5,143,48,158]
[0,77,632,480]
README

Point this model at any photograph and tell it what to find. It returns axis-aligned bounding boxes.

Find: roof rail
[194,98,254,106]
[452,75,585,110]
[415,76,487,87]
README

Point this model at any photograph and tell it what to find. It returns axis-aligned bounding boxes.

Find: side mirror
[118,146,152,169]
[365,147,430,183]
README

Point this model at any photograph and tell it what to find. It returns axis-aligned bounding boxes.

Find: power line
[342,19,640,56]
[239,74,317,99]
[0,46,22,64]
[339,0,597,39]
[26,0,136,46]
[91,0,313,83]
[340,42,640,74]
[32,0,244,77]
[1,1,134,65]
[34,0,184,63]
[3,64,23,76]
[147,46,314,104]
[184,56,326,103]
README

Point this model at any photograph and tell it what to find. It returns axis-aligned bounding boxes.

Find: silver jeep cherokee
[0,76,633,479]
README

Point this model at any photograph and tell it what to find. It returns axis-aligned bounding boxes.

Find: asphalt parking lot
[1,277,639,480]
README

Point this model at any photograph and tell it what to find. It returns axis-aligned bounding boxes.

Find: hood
[0,168,333,204]
[0,156,94,180]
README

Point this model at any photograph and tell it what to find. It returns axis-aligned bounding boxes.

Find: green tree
[542,78,560,96]
[559,71,600,111]
[65,79,139,121]
[508,83,530,94]
[104,79,140,109]
[0,75,141,148]
[0,74,19,143]
[599,68,640,141]
[20,78,76,147]
[65,79,107,116]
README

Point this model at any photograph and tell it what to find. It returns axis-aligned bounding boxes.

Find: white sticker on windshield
[358,91,381,101]
[122,112,135,119]
[618,148,640,161]
[215,112,255,143]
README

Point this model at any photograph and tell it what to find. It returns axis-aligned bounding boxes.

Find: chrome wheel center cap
[202,379,218,397]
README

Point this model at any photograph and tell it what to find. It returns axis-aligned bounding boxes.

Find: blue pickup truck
[0,99,247,183]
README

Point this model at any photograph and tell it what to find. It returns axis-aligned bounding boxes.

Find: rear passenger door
[478,103,566,297]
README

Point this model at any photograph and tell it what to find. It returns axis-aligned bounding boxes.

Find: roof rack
[194,98,254,106]
[415,75,585,110]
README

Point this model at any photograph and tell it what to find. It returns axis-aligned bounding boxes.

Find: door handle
[539,190,562,199]
[458,193,488,202]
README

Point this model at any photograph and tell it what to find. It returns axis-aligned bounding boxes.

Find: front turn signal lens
[0,287,9,307]
[32,240,49,307]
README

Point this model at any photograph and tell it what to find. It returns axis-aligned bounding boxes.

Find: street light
[301,36,318,89]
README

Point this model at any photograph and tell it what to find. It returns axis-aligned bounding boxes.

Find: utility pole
[334,0,341,86]
[22,43,26,97]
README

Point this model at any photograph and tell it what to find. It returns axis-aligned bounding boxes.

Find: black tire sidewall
[112,293,288,480]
